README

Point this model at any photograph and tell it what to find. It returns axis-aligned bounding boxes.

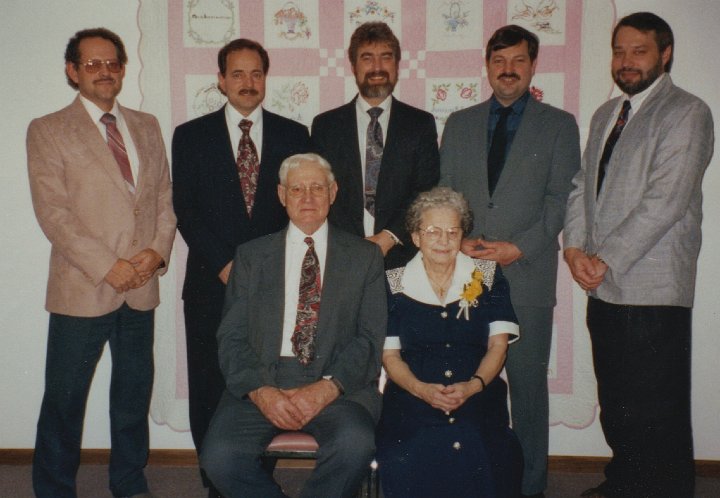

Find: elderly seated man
[201,153,387,498]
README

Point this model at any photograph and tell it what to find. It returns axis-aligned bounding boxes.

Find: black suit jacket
[311,96,440,268]
[172,106,310,302]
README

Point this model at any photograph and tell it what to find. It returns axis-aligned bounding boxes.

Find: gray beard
[358,80,395,100]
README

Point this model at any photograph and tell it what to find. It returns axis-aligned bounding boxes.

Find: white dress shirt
[80,95,140,182]
[355,95,392,237]
[280,221,329,356]
[225,103,263,162]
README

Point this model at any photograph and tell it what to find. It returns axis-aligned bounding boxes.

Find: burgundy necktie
[237,119,260,216]
[100,113,135,193]
[292,237,321,365]
[597,100,631,196]
[364,107,384,216]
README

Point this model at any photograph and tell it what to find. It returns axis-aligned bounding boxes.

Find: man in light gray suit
[440,25,580,498]
[564,12,713,498]
[200,153,387,498]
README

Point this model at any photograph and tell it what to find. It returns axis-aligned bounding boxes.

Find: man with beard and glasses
[311,22,440,269]
[172,38,310,498]
[440,25,580,498]
[564,12,714,498]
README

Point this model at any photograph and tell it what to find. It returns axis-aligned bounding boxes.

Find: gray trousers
[505,305,553,495]
[201,359,376,498]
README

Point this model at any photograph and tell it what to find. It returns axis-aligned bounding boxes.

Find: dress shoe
[122,493,156,498]
[521,493,546,498]
[208,487,224,498]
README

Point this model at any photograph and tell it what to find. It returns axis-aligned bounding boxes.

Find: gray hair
[278,153,335,186]
[406,187,473,234]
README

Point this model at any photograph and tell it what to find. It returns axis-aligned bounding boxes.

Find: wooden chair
[262,431,379,498]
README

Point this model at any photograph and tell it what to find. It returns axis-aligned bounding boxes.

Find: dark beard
[613,57,664,95]
[357,71,395,100]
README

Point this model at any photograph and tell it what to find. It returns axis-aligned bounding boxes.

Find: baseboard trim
[1,449,718,477]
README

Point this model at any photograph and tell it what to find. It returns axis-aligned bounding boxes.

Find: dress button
[449,417,456,424]
[444,370,453,378]
[131,239,138,246]
[453,441,461,450]
[440,311,448,318]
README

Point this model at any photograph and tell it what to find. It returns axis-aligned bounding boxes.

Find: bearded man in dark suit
[312,22,440,269]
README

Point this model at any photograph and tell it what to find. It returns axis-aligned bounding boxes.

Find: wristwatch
[322,375,345,395]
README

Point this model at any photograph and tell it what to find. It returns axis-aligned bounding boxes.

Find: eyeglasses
[285,183,330,198]
[418,226,463,241]
[79,59,123,73]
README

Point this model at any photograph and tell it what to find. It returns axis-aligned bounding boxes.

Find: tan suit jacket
[27,96,176,317]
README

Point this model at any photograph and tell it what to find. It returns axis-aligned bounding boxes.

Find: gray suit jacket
[216,224,387,420]
[564,75,714,307]
[441,96,580,307]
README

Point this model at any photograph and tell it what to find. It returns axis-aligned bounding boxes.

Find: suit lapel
[344,99,364,211]
[258,230,287,362]
[68,98,134,203]
[316,226,345,362]
[494,97,542,195]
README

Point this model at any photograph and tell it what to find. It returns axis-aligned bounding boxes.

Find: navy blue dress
[376,257,523,498]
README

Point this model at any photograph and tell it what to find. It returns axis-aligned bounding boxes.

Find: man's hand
[128,248,164,287]
[366,231,396,256]
[461,238,522,266]
[104,259,142,293]
[218,261,233,285]
[249,386,304,430]
[286,380,339,426]
[564,247,607,291]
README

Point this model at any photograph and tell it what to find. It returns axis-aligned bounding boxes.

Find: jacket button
[444,370,453,378]
[448,417,456,424]
[440,311,448,318]
[132,240,138,247]
[487,202,495,209]
[453,441,461,450]
[134,208,140,216]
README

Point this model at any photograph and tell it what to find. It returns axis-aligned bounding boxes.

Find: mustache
[498,73,520,80]
[617,67,641,75]
[364,70,390,81]
[238,88,260,96]
[95,77,115,83]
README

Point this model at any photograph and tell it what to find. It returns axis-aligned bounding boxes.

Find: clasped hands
[564,247,608,291]
[249,380,340,430]
[416,381,480,414]
[104,248,164,293]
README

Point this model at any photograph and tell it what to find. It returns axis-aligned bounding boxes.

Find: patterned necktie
[237,119,260,216]
[292,237,322,365]
[597,100,631,196]
[364,107,384,216]
[100,113,135,194]
[487,106,513,197]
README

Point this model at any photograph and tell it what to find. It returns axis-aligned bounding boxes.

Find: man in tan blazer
[26,28,176,498]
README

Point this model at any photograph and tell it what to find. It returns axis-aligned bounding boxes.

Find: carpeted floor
[2,464,719,497]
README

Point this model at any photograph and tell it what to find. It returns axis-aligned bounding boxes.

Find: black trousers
[33,304,154,498]
[587,297,694,498]
[183,299,226,488]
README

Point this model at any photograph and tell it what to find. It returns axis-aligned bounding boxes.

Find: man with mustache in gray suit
[441,25,580,498]
[564,12,714,498]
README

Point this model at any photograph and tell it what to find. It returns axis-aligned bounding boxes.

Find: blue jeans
[32,303,154,498]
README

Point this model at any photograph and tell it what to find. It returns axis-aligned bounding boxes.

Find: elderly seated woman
[376,186,523,498]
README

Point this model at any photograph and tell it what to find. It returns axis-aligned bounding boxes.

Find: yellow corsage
[457,269,483,320]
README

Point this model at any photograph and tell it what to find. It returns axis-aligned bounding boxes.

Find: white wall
[2,0,719,458]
